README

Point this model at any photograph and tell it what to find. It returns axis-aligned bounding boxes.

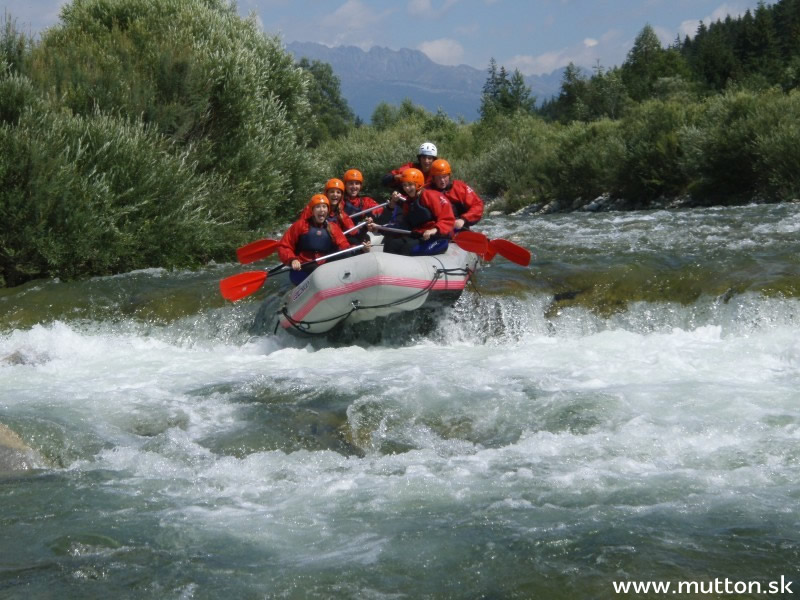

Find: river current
[1,203,799,598]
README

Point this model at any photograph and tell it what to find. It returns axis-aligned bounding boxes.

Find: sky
[4,0,767,75]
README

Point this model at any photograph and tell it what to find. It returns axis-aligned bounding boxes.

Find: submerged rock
[0,423,43,472]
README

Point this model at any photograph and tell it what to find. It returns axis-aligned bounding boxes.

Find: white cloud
[507,52,564,76]
[652,25,674,45]
[417,38,465,65]
[679,3,751,39]
[318,0,395,46]
[407,0,460,18]
[455,23,479,35]
[322,0,381,30]
[710,3,748,21]
[679,19,701,38]
[507,29,624,75]
[408,0,433,15]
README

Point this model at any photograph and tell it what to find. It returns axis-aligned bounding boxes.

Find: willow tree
[32,0,314,228]
[1,0,319,286]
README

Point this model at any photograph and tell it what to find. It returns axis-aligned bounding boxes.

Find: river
[1,203,799,598]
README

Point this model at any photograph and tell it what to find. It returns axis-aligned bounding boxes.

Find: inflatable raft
[274,234,479,336]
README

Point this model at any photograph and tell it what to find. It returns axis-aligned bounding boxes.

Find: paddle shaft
[278,243,367,274]
[374,225,418,236]
[348,201,390,219]
[343,221,368,235]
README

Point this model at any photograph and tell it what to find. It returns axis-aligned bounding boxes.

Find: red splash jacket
[277,217,351,265]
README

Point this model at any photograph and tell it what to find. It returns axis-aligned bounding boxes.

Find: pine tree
[622,24,665,101]
[479,59,534,118]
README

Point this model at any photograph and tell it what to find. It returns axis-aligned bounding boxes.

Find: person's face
[345,180,361,197]
[312,203,329,224]
[326,188,343,204]
[432,173,450,189]
[401,181,419,197]
[418,155,435,172]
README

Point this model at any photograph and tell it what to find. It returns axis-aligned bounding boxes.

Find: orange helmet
[343,169,363,183]
[308,194,330,209]
[325,178,345,192]
[399,168,425,189]
[430,159,451,176]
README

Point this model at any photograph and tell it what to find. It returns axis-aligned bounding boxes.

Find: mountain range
[286,41,564,123]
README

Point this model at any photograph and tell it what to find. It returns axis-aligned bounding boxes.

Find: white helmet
[417,142,438,157]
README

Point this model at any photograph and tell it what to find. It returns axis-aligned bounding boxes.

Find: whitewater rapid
[2,204,799,598]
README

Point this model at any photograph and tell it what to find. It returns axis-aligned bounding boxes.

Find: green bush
[31,0,314,227]
[680,89,766,203]
[618,99,698,202]
[751,90,800,200]
[0,66,39,125]
[464,113,559,209]
[0,104,229,287]
[547,118,625,205]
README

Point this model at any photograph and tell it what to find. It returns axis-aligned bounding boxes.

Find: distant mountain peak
[286,41,563,122]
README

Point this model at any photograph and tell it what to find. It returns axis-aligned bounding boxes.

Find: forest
[1,0,799,287]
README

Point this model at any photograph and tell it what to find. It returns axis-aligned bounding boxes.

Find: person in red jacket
[278,194,366,285]
[297,178,357,235]
[381,141,438,189]
[428,159,484,230]
[369,168,455,256]
[342,169,384,227]
[323,178,357,233]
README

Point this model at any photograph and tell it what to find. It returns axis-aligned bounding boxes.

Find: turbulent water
[1,204,799,599]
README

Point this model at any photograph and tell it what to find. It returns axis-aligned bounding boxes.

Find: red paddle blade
[219,271,268,301]
[236,239,278,264]
[482,244,498,261]
[490,239,531,266]
[453,231,489,255]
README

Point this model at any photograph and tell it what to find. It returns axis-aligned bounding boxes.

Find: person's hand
[367,222,378,232]
[362,240,371,252]
[291,259,301,270]
[422,228,437,240]
[454,218,465,230]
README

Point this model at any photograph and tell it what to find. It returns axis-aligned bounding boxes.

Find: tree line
[1,0,799,288]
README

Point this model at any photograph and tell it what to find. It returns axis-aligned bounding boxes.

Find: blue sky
[6,0,766,74]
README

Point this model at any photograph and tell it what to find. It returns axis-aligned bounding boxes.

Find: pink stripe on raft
[286,275,467,323]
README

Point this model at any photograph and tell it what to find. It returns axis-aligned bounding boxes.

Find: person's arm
[454,180,484,226]
[362,196,382,216]
[423,191,455,239]
[338,210,356,232]
[277,221,304,269]
[381,163,414,188]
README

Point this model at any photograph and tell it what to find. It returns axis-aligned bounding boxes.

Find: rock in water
[0,423,42,472]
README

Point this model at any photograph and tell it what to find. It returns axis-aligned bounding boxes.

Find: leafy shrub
[0,104,229,286]
[31,0,314,227]
[548,118,625,204]
[680,89,766,203]
[464,113,560,208]
[618,99,698,202]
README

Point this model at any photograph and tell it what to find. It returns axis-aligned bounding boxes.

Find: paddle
[374,226,489,255]
[348,201,390,219]
[236,221,368,264]
[236,238,279,264]
[343,221,368,235]
[220,244,367,302]
[488,239,531,266]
